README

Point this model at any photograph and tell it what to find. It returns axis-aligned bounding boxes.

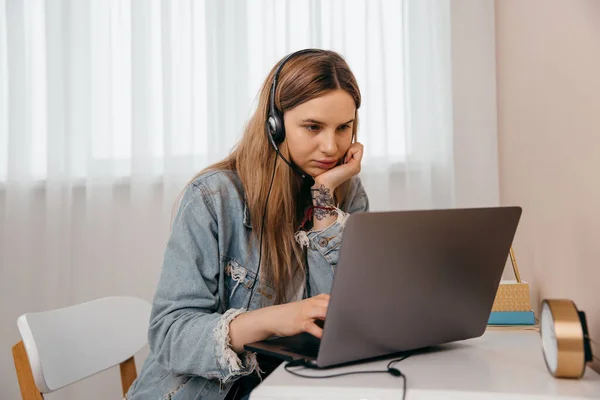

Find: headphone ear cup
[267,116,277,136]
[269,113,285,144]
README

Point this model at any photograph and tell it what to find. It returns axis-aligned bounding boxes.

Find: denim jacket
[126,170,369,400]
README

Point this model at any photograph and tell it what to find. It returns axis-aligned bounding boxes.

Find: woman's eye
[338,124,351,131]
[305,125,320,132]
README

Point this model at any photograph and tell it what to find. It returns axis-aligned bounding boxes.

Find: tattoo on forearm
[311,185,337,220]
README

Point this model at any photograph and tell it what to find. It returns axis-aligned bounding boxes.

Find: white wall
[495,0,600,373]
[451,0,500,208]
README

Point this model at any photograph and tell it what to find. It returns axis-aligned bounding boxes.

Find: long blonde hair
[186,50,361,303]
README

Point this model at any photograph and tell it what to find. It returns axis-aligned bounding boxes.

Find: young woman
[126,49,369,400]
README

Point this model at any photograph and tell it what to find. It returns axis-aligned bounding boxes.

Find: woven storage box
[492,281,531,312]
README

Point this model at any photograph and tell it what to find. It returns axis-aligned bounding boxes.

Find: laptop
[245,206,522,368]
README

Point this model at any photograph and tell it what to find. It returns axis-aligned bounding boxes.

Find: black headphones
[265,49,323,187]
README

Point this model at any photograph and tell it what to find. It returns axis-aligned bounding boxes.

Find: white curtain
[0,0,454,399]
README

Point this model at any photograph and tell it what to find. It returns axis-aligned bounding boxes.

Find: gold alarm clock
[540,299,594,378]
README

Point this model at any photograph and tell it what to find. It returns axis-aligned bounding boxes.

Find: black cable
[388,356,409,400]
[284,355,410,400]
[245,155,278,310]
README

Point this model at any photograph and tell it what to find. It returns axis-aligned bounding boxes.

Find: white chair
[12,296,151,399]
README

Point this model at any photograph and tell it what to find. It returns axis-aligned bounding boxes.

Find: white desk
[250,330,600,399]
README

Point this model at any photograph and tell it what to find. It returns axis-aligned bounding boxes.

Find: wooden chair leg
[119,356,137,396]
[12,341,44,400]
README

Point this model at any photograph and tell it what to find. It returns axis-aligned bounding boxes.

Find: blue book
[488,311,535,325]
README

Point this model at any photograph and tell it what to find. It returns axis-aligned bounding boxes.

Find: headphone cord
[284,355,410,400]
[245,155,278,310]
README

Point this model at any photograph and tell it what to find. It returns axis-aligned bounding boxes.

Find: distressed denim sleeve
[304,176,370,295]
[148,183,258,383]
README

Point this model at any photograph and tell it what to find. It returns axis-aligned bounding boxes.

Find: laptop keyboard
[283,339,321,358]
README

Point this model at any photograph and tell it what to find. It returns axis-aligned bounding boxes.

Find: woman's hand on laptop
[228,294,329,353]
[270,293,330,339]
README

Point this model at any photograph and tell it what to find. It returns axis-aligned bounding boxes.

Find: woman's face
[283,89,356,178]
